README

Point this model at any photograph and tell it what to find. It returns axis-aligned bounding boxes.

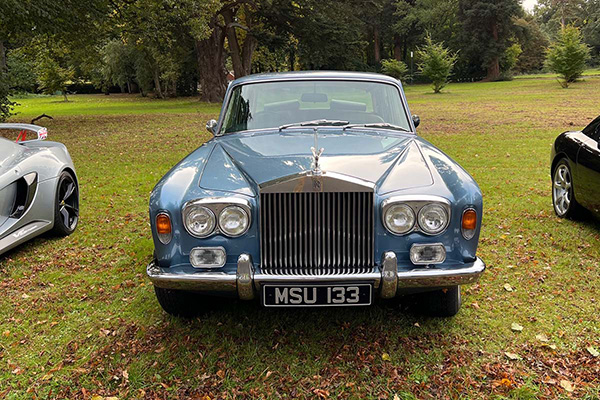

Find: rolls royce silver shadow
[147,72,485,317]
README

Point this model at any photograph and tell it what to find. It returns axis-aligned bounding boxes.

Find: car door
[576,117,600,215]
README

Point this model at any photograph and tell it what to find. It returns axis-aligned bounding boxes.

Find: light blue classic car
[147,71,485,317]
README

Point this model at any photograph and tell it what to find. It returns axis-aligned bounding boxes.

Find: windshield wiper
[342,122,411,132]
[279,119,349,131]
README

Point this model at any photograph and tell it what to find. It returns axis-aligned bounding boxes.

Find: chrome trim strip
[146,260,237,292]
[146,256,485,295]
[259,171,375,193]
[380,251,398,299]
[254,273,382,289]
[237,254,255,300]
[397,257,485,287]
[381,195,451,236]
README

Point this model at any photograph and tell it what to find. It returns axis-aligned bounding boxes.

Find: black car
[551,116,600,218]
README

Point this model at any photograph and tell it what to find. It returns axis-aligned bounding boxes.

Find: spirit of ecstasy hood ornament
[310,127,324,175]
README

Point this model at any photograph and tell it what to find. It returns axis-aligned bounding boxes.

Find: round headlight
[219,206,249,237]
[184,206,215,237]
[384,204,415,235]
[418,203,449,234]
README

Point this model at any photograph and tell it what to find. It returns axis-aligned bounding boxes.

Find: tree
[546,25,590,87]
[417,35,457,92]
[458,0,522,81]
[0,70,16,122]
[499,43,522,79]
[381,59,410,80]
[37,56,74,101]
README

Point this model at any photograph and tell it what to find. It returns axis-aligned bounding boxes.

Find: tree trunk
[373,27,381,63]
[0,40,6,72]
[393,35,402,61]
[485,21,500,81]
[195,23,227,102]
[153,69,164,99]
[222,7,256,78]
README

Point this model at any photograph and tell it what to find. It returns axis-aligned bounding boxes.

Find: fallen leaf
[559,379,574,392]
[381,353,391,361]
[503,283,513,292]
[587,346,600,357]
[511,323,523,332]
[2,330,9,337]
[413,322,420,328]
[21,294,30,299]
[536,334,549,342]
[504,352,521,360]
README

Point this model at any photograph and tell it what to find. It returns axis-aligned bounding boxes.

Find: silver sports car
[0,124,79,256]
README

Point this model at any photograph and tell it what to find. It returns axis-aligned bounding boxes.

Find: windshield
[219,80,411,134]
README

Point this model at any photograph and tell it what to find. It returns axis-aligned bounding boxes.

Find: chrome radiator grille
[260,192,374,275]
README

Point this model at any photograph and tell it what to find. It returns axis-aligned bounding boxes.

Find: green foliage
[513,16,550,73]
[417,35,457,93]
[545,25,590,87]
[458,0,522,80]
[499,43,522,80]
[381,59,410,81]
[36,55,74,101]
[6,48,37,93]
[0,71,17,122]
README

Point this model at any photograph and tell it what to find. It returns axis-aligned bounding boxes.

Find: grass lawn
[1,75,600,399]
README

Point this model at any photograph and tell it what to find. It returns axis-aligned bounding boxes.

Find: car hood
[199,129,435,196]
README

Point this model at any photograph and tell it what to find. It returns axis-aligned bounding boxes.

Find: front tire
[552,159,581,218]
[414,286,461,317]
[154,287,208,318]
[50,171,79,236]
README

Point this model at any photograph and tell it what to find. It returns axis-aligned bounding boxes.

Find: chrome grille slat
[261,191,374,275]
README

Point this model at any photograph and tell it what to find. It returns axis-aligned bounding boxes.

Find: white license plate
[262,284,372,307]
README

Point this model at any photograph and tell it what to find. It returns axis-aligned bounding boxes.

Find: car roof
[231,71,402,86]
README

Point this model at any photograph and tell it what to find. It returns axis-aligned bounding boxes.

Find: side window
[582,116,600,140]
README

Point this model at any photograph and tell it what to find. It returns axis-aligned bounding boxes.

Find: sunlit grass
[1,73,600,399]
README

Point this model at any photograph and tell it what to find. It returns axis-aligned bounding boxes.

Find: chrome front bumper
[147,252,485,300]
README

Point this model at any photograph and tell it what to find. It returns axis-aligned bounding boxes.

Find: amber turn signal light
[156,213,172,234]
[462,209,477,230]
[461,209,477,240]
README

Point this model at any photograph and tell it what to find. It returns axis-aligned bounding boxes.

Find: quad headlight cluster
[183,198,251,238]
[382,196,451,236]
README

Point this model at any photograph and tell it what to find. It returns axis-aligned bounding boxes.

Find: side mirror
[412,115,420,129]
[206,119,218,135]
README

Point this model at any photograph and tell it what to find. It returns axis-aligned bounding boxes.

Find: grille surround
[260,191,375,275]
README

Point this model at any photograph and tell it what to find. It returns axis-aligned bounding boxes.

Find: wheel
[50,171,79,236]
[154,287,208,318]
[552,159,581,218]
[414,286,461,317]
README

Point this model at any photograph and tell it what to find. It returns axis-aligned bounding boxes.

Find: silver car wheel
[553,164,572,216]
[58,175,79,230]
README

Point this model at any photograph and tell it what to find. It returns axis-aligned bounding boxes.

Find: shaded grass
[1,75,600,399]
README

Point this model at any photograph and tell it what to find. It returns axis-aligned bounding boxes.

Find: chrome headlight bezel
[218,205,250,237]
[182,204,216,238]
[381,195,451,236]
[182,197,252,238]
[418,203,450,235]
[383,203,416,235]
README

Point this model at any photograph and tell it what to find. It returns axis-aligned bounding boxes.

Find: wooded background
[1,0,599,102]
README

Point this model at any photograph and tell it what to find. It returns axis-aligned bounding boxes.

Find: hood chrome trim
[259,171,374,193]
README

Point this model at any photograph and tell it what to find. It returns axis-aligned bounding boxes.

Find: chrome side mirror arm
[206,119,218,135]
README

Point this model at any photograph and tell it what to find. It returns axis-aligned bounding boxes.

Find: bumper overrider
[146,252,485,300]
